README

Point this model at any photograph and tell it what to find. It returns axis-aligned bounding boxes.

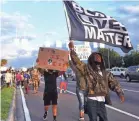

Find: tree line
[97,48,139,68]
[1,48,139,69]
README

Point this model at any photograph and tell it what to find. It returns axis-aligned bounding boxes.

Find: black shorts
[43,92,58,106]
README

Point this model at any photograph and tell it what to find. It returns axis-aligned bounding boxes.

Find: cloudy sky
[1,0,139,68]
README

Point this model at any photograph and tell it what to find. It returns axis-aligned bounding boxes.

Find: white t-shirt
[5,73,12,83]
[88,71,105,102]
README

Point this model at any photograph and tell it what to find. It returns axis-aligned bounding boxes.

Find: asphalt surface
[16,88,25,121]
[23,77,139,121]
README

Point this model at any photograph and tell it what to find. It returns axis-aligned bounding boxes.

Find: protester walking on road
[32,68,39,94]
[43,69,64,121]
[11,70,15,86]
[21,72,24,88]
[5,70,12,87]
[38,72,41,87]
[16,71,22,88]
[60,73,68,93]
[69,60,87,121]
[69,41,125,121]
[24,71,30,94]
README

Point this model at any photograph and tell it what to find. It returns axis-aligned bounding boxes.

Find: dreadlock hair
[88,52,106,72]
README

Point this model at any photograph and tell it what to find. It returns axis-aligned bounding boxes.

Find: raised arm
[69,60,76,73]
[68,41,85,73]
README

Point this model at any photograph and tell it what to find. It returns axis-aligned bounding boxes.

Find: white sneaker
[79,117,85,121]
[64,90,67,93]
[60,90,62,93]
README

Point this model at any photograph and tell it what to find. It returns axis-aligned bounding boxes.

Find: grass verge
[1,86,14,120]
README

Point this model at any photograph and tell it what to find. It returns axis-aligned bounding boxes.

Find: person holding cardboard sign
[42,69,64,121]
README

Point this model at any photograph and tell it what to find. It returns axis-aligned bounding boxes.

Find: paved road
[23,77,139,121]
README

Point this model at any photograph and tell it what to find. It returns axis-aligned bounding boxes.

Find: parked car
[65,68,76,81]
[106,68,111,72]
[125,66,139,82]
[110,67,127,78]
[65,68,73,78]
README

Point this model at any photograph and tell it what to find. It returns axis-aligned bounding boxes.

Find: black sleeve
[54,71,59,77]
[44,71,49,77]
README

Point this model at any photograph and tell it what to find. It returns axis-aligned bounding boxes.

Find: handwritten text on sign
[36,47,69,71]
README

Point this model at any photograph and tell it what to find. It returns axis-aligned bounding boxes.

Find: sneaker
[60,90,62,93]
[53,119,57,121]
[64,90,67,93]
[79,117,84,121]
[43,112,47,120]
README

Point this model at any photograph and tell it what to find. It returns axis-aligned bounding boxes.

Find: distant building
[137,44,139,51]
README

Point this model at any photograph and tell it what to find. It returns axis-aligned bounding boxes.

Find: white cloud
[115,4,139,47]
[127,18,138,23]
[122,5,139,14]
[0,12,40,60]
[1,12,35,36]
[1,43,19,59]
[1,38,41,60]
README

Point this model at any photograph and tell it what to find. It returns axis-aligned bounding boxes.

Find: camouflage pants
[33,80,38,92]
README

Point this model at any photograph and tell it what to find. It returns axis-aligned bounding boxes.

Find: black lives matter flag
[63,0,133,53]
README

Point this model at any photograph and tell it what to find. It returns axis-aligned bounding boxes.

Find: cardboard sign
[36,47,69,71]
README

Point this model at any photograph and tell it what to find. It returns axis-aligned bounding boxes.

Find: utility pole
[122,57,125,67]
[108,47,110,69]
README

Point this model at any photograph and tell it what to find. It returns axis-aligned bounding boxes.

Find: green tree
[0,59,8,66]
[123,50,139,67]
[97,48,122,68]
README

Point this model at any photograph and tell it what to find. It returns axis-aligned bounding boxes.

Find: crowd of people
[2,68,41,94]
[40,41,125,121]
[1,41,125,121]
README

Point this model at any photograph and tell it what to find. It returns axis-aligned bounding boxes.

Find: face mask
[94,54,102,63]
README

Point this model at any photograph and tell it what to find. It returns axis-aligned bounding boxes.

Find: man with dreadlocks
[68,41,125,121]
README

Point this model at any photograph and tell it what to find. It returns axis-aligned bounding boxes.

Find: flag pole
[62,1,71,41]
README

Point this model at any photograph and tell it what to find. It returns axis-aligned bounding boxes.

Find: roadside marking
[66,82,139,93]
[120,82,139,85]
[67,82,139,93]
[57,87,139,120]
[123,89,139,93]
[20,86,31,121]
[106,105,139,120]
